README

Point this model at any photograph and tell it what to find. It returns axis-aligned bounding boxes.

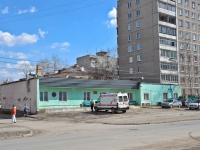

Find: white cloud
[18,6,37,14]
[51,42,70,52]
[0,49,29,59]
[106,7,117,28]
[2,6,9,14]
[0,30,38,47]
[38,29,48,39]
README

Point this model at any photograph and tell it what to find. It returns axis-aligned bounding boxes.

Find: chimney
[36,65,42,76]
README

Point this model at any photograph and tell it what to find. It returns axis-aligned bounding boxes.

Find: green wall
[140,83,182,106]
[39,87,139,109]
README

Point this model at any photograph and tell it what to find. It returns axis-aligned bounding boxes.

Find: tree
[38,54,69,75]
[17,61,36,77]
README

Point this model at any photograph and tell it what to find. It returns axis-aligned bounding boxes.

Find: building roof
[39,77,139,89]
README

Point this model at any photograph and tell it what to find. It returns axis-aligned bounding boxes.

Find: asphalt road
[0,120,200,150]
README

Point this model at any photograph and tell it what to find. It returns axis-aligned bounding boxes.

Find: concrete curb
[0,129,33,140]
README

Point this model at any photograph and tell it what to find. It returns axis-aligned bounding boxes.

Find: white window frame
[163,93,168,100]
[179,9,182,15]
[137,55,142,61]
[144,93,149,100]
[185,11,189,17]
[179,31,183,38]
[59,91,67,101]
[40,91,48,101]
[192,13,195,19]
[128,24,132,30]
[129,68,133,74]
[193,45,197,51]
[136,21,141,28]
[179,20,183,26]
[185,0,189,6]
[128,45,133,52]
[129,56,133,63]
[192,2,195,8]
[84,92,90,101]
[128,93,133,100]
[137,43,142,50]
[193,34,196,40]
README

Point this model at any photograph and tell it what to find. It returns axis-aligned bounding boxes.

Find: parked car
[188,100,200,109]
[181,99,192,107]
[161,99,182,108]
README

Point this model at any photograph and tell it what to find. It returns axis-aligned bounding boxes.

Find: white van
[94,93,129,113]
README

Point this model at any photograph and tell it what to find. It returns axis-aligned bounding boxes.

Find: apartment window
[128,93,133,100]
[160,38,176,47]
[195,78,199,84]
[192,2,195,8]
[194,67,198,74]
[186,22,190,28]
[198,4,200,9]
[193,23,196,29]
[163,93,168,100]
[181,66,185,72]
[198,15,200,20]
[128,13,132,19]
[179,20,183,27]
[161,49,177,59]
[174,93,178,99]
[178,0,182,4]
[195,89,199,95]
[194,56,197,62]
[59,92,67,101]
[199,35,200,41]
[188,55,191,61]
[136,32,141,38]
[136,10,140,16]
[179,31,183,38]
[179,9,183,15]
[159,25,176,36]
[138,66,140,72]
[137,43,142,50]
[84,92,90,100]
[186,33,190,39]
[187,43,190,50]
[193,34,196,40]
[193,45,197,51]
[180,54,184,61]
[137,55,142,61]
[128,2,132,8]
[144,93,149,100]
[185,11,189,17]
[181,78,185,83]
[40,92,48,101]
[136,0,140,4]
[192,13,196,19]
[136,21,141,27]
[128,45,133,52]
[128,24,132,30]
[180,43,184,49]
[185,0,189,6]
[129,56,133,63]
[129,68,133,74]
[128,34,132,41]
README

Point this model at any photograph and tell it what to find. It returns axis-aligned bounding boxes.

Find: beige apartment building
[117,0,200,97]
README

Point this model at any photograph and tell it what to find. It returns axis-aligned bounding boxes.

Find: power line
[0,0,110,25]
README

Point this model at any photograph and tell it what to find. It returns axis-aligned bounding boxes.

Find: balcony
[159,0,176,6]
[159,13,176,28]
[159,38,177,51]
[158,1,176,16]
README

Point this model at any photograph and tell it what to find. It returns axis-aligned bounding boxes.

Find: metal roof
[39,77,139,89]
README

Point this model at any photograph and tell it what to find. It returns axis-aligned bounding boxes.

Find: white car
[188,100,200,109]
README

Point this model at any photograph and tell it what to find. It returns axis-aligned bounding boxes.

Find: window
[59,92,67,101]
[187,44,190,50]
[160,49,177,59]
[129,68,133,74]
[160,38,176,47]
[136,0,140,4]
[195,78,199,84]
[198,4,200,9]
[192,2,195,8]
[181,66,185,72]
[136,21,141,27]
[128,45,133,52]
[128,93,133,100]
[194,67,198,74]
[185,10,189,17]
[180,43,184,49]
[128,24,132,30]
[193,34,196,40]
[174,93,178,99]
[198,15,200,20]
[136,32,141,38]
[186,22,190,28]
[40,92,48,101]
[193,23,196,29]
[185,0,189,6]
[128,13,132,19]
[192,13,196,19]
[129,56,133,63]
[137,55,142,61]
[144,93,149,100]
[199,35,200,41]
[180,54,184,61]
[186,33,190,39]
[128,2,132,8]
[137,43,142,50]
[179,9,182,15]
[193,45,197,51]
[163,93,168,100]
[128,34,132,41]
[84,92,90,100]
[136,10,140,16]
[178,0,182,4]
[179,31,183,38]
[181,78,185,83]
[179,20,183,26]
[194,56,197,62]
[195,89,199,95]
[159,25,176,36]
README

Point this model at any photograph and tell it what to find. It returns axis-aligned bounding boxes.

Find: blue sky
[0,0,117,81]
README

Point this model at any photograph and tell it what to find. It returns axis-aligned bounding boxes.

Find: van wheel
[95,107,98,112]
[105,110,108,112]
[170,105,173,108]
[122,110,126,113]
[111,108,115,114]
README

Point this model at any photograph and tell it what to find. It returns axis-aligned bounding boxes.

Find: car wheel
[178,104,181,108]
[162,106,164,108]
[170,105,173,108]
[189,108,191,110]
[122,110,126,113]
[111,108,115,114]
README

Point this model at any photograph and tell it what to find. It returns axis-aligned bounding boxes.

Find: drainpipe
[26,73,30,92]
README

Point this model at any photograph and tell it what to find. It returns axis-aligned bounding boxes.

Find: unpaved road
[0,107,200,150]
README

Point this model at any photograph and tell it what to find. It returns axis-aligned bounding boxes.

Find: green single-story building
[1,77,182,114]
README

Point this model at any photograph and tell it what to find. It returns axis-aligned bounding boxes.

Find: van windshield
[119,96,123,102]
[124,96,128,102]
